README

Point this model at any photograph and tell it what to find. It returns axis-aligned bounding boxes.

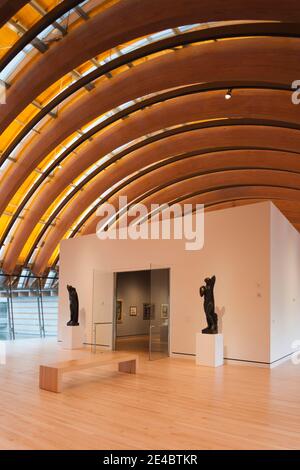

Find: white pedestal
[61,325,83,350]
[196,332,224,367]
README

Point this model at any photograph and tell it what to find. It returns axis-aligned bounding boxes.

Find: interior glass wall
[0,272,58,340]
[149,267,170,360]
[113,268,170,359]
[115,270,151,353]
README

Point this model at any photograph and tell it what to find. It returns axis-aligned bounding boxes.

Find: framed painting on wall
[143,303,155,320]
[161,304,169,319]
[129,306,137,316]
[116,300,123,323]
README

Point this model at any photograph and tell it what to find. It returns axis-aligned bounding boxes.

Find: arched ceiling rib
[4,82,300,274]
[1,0,300,275]
[19,122,300,272]
[1,36,299,216]
[0,1,85,74]
[79,191,300,242]
[50,188,300,272]
[33,169,300,274]
[1,0,300,133]
[2,22,296,170]
[28,116,300,272]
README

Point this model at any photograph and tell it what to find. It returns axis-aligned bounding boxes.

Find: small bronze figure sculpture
[67,285,79,326]
[200,275,218,334]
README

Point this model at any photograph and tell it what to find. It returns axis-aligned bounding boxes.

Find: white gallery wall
[58,201,295,365]
[270,204,300,363]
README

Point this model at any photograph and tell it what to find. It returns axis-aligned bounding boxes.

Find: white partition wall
[92,270,115,349]
[270,204,300,364]
[59,201,300,366]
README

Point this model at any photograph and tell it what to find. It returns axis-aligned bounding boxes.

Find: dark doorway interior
[114,269,169,358]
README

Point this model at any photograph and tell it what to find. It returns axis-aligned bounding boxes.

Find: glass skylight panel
[83,112,112,132]
[74,173,87,186]
[100,187,115,199]
[0,245,6,259]
[84,165,98,176]
[178,24,201,32]
[120,38,149,54]
[97,155,111,165]
[64,186,75,197]
[0,159,12,174]
[151,29,174,40]
[0,50,27,82]
[37,25,55,41]
[17,268,30,288]
[113,142,132,153]
[118,100,135,110]
[44,269,56,288]
[81,65,97,76]
[65,136,78,148]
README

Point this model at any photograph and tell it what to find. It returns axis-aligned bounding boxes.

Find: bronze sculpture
[200,275,218,334]
[67,285,79,326]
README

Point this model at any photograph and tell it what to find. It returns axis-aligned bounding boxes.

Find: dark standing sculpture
[200,275,218,334]
[67,285,79,326]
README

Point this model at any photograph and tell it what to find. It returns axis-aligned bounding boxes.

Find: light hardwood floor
[1,338,300,450]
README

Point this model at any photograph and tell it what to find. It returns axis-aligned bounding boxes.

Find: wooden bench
[39,352,138,393]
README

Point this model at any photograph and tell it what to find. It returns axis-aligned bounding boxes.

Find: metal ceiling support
[32,100,57,118]
[74,6,90,21]
[71,70,95,91]
[29,0,67,35]
[7,19,48,53]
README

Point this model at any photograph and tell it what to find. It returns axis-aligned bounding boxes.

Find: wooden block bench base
[39,352,138,393]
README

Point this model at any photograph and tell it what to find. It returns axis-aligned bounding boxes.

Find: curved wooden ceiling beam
[14,120,300,272]
[102,167,300,221]
[50,186,300,270]
[1,22,298,168]
[0,0,29,28]
[20,122,300,271]
[1,37,299,218]
[1,0,300,131]
[204,199,300,230]
[0,0,84,73]
[32,165,300,275]
[4,86,300,272]
[168,188,300,214]
[1,83,292,249]
[80,189,300,237]
[132,175,300,218]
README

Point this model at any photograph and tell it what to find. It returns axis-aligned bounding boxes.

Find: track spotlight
[225,89,232,100]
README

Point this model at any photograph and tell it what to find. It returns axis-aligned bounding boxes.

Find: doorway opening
[114,268,170,359]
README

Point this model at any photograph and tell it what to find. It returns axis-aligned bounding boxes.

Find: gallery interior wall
[116,270,150,337]
[57,201,293,365]
[270,204,300,363]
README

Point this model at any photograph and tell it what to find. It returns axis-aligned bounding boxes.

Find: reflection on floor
[1,338,300,449]
[116,334,149,352]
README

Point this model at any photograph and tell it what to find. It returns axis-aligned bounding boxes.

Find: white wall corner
[270,202,300,363]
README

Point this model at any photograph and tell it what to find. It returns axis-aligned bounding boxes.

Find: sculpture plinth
[196,332,223,367]
[61,324,83,350]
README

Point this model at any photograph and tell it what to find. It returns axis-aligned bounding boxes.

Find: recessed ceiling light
[225,89,232,100]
